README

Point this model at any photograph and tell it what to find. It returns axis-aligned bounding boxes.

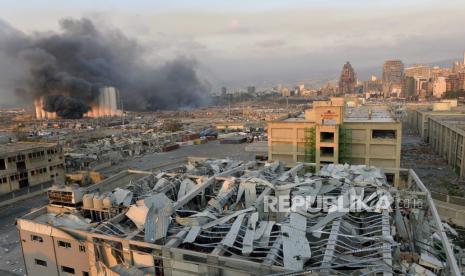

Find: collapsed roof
[26,159,462,275]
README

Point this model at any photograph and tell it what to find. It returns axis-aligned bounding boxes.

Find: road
[100,140,256,175]
[0,194,48,275]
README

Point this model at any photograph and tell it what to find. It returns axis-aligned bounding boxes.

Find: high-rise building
[338,62,357,94]
[414,76,430,98]
[404,64,431,78]
[382,60,404,98]
[432,77,447,98]
[247,86,256,94]
[363,75,382,94]
[459,72,465,91]
[295,84,305,96]
[446,74,460,92]
[402,76,416,99]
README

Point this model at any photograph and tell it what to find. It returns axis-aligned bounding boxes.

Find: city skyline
[1,0,465,91]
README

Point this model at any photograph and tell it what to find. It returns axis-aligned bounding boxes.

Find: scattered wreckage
[18,160,462,275]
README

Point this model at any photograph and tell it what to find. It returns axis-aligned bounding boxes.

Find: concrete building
[459,72,465,91]
[402,76,416,99]
[426,115,465,177]
[338,62,357,94]
[281,87,291,97]
[363,75,382,94]
[433,76,447,98]
[405,64,431,78]
[431,66,452,79]
[267,97,402,184]
[452,52,465,73]
[405,101,465,178]
[414,76,430,98]
[16,159,461,276]
[382,60,404,98]
[406,101,460,141]
[0,142,64,195]
[446,74,460,92]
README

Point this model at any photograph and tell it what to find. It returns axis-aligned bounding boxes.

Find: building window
[82,272,89,276]
[372,129,396,139]
[31,235,43,242]
[385,173,395,184]
[0,159,5,170]
[320,147,334,157]
[58,240,71,248]
[35,259,47,267]
[79,245,86,252]
[320,132,335,143]
[61,266,75,274]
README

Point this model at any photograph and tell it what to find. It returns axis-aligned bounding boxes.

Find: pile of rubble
[56,160,462,275]
[64,131,211,172]
[19,159,463,275]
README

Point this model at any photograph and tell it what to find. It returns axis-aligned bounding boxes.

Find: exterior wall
[316,124,339,164]
[268,102,401,184]
[268,119,401,184]
[18,217,287,276]
[0,144,65,195]
[406,106,465,179]
[20,229,59,276]
[54,236,89,276]
[344,122,402,184]
[267,121,315,164]
[19,223,89,276]
[406,106,465,142]
[427,117,465,178]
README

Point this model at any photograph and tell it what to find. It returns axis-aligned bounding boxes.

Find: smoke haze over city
[0,0,465,109]
[1,0,464,94]
[0,17,210,114]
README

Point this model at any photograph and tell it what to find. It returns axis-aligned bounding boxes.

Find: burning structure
[1,18,211,118]
[34,87,122,119]
[17,159,462,275]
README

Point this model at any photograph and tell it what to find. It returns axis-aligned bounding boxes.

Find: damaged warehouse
[17,159,462,275]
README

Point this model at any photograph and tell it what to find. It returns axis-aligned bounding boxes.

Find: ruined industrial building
[35,87,123,120]
[0,142,65,199]
[16,158,461,275]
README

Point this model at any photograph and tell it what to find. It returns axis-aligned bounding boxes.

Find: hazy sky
[1,0,465,89]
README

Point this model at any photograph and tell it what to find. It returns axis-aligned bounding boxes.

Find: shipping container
[220,136,247,144]
[162,143,180,152]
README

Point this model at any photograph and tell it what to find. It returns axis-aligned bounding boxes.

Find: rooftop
[18,159,460,275]
[0,141,57,156]
[429,116,465,133]
[343,105,396,123]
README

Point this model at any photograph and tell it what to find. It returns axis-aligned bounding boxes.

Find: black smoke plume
[0,18,210,118]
